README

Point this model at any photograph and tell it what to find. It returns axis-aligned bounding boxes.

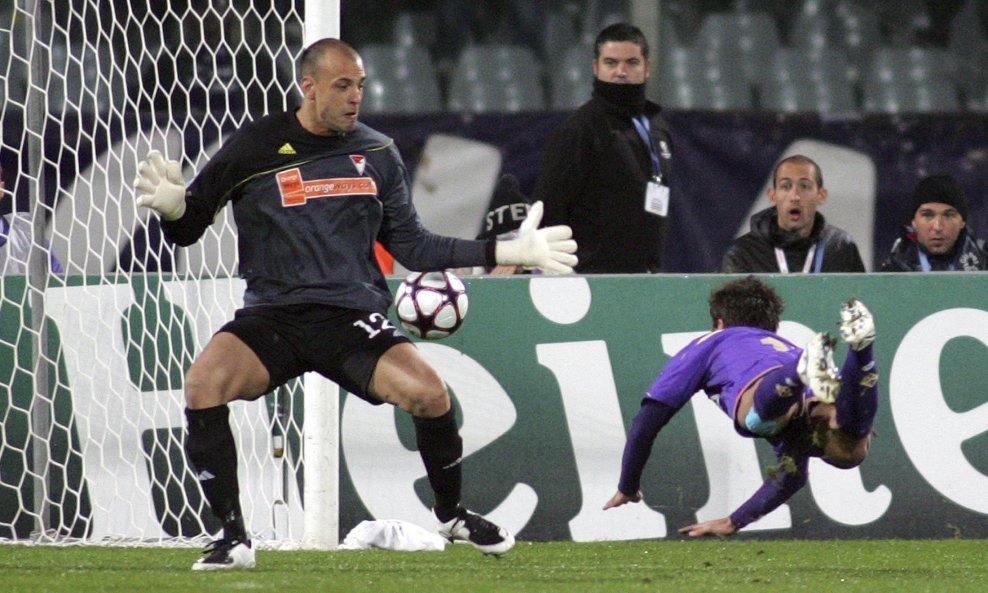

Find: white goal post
[0,0,342,549]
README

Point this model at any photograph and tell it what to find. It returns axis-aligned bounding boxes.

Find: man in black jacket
[722,155,865,274]
[533,23,673,273]
[880,173,988,272]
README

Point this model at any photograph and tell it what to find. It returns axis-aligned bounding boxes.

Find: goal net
[0,0,337,548]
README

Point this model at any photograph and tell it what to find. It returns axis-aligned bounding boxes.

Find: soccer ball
[395,271,469,340]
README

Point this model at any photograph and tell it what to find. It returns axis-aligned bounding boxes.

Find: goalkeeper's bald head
[299,38,360,78]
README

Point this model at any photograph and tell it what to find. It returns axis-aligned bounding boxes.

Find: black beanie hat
[913,174,968,220]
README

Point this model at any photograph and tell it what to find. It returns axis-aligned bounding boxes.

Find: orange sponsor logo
[276,168,378,207]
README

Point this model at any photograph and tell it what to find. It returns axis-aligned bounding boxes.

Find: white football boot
[191,538,256,571]
[839,298,875,351]
[797,332,841,404]
[436,508,515,556]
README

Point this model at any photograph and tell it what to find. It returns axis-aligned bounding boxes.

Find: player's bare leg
[184,332,270,571]
[370,344,515,556]
[737,366,805,437]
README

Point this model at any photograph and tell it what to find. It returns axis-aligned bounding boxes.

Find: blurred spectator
[880,173,988,272]
[722,155,865,274]
[0,161,63,275]
[450,173,533,276]
[477,174,533,275]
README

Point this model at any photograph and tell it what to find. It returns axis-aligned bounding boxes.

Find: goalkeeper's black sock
[413,405,462,523]
[185,405,247,542]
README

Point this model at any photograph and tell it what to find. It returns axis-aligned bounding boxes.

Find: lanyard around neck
[775,242,823,273]
[917,249,954,272]
[631,115,661,179]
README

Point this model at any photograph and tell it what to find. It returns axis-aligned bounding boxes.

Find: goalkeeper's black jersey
[162,110,495,312]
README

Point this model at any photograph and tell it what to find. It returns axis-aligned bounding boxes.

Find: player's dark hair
[299,38,360,77]
[594,23,649,59]
[709,276,784,332]
[773,154,824,188]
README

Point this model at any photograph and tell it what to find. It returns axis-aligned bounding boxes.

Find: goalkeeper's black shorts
[218,303,411,402]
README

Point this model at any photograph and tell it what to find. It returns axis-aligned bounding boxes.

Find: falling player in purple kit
[603,276,878,536]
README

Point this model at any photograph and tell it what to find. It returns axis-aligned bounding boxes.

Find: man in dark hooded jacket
[722,155,865,274]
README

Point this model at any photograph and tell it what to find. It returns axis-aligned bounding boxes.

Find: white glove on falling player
[495,201,578,275]
[134,150,187,221]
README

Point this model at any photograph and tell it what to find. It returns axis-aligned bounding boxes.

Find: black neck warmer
[592,78,648,115]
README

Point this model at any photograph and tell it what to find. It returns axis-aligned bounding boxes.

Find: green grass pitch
[1,539,983,593]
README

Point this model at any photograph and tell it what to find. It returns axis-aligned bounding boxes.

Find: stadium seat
[659,43,751,111]
[549,44,593,110]
[447,45,545,113]
[883,0,933,47]
[862,48,960,113]
[393,11,437,50]
[540,8,581,72]
[658,46,710,110]
[577,0,628,44]
[788,0,832,50]
[759,48,857,113]
[969,82,988,111]
[359,44,443,114]
[832,1,883,52]
[695,11,781,99]
[948,0,988,109]
[831,1,883,83]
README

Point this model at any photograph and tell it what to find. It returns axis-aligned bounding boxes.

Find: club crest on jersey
[350,155,366,175]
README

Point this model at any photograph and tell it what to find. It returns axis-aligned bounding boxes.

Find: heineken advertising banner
[1,273,987,542]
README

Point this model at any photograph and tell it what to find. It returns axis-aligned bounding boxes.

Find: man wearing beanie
[880,173,988,272]
[532,23,672,273]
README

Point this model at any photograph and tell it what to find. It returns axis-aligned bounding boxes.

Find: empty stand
[359,44,443,114]
[447,45,545,113]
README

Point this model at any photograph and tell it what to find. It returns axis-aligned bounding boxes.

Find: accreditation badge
[644,180,669,217]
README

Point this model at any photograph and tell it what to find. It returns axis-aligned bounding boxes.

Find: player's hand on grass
[602,489,642,510]
[134,150,187,221]
[495,201,578,275]
[678,517,738,538]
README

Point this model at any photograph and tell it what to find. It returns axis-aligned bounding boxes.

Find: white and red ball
[395,271,469,339]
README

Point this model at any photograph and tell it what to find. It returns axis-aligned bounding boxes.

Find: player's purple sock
[752,361,802,420]
[835,344,878,438]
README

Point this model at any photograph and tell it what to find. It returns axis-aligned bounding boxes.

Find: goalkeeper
[603,276,878,536]
[135,38,577,571]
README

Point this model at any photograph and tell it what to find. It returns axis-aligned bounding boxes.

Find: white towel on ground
[339,519,447,552]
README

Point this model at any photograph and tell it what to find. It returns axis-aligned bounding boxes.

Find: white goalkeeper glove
[134,150,187,221]
[495,201,578,275]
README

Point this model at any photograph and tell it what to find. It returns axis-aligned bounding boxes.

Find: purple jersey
[645,326,803,432]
